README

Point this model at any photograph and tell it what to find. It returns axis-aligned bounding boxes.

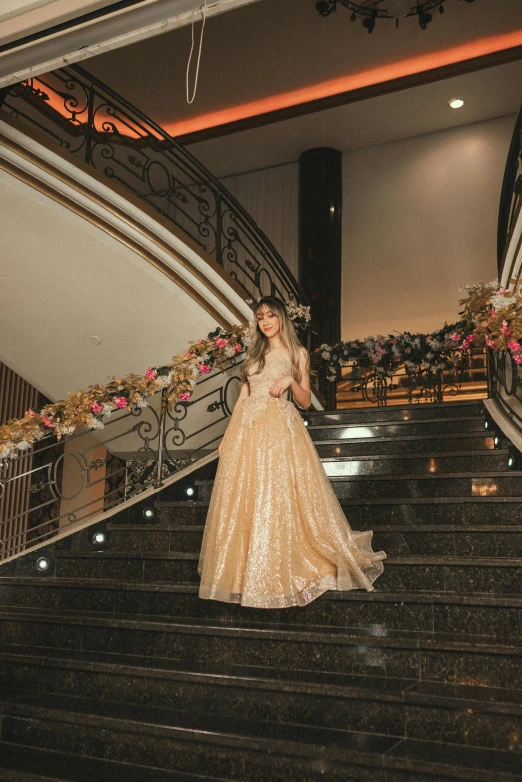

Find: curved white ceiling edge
[0,119,252,327]
[0,0,262,88]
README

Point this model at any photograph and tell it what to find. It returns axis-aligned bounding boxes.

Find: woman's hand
[269,375,294,398]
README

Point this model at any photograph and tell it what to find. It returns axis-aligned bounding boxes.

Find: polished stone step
[1,577,522,637]
[0,741,226,781]
[104,523,522,558]
[151,496,522,528]
[3,644,522,757]
[42,550,522,596]
[192,473,522,502]
[314,433,495,456]
[1,607,521,688]
[1,690,521,781]
[306,400,485,425]
[308,416,486,441]
[321,450,508,476]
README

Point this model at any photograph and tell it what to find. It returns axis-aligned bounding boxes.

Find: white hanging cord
[186,0,207,105]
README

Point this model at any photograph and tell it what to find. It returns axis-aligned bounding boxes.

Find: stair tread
[0,742,228,782]
[0,606,520,651]
[2,643,522,712]
[52,551,522,565]
[0,692,521,781]
[3,577,522,605]
[320,449,506,461]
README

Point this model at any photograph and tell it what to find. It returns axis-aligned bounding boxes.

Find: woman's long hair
[240,296,310,384]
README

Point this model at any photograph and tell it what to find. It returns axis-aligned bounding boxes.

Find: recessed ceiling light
[90,336,101,344]
[449,98,464,109]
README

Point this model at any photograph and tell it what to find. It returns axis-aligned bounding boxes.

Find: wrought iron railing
[0,64,307,308]
[334,350,487,408]
[0,355,245,564]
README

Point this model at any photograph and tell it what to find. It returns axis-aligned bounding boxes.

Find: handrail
[0,64,308,309]
[498,102,522,275]
[0,352,246,565]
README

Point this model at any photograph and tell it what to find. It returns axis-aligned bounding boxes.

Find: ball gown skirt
[197,354,386,608]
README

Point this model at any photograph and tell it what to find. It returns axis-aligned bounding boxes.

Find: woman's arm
[290,346,312,410]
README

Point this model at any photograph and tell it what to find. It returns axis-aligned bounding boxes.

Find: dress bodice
[246,354,293,401]
[239,352,300,431]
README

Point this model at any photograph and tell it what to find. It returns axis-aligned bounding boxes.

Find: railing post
[0,87,8,110]
[84,85,94,166]
[154,388,168,489]
[215,191,223,266]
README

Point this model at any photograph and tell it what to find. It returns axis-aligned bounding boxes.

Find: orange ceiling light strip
[164,29,522,138]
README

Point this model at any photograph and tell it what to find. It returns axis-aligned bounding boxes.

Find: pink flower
[114,397,127,409]
[215,338,229,348]
[178,392,191,401]
[233,343,243,353]
[489,310,495,318]
[24,409,36,418]
[198,364,211,374]
[514,354,522,365]
[449,332,460,342]
[41,415,55,429]
[146,367,158,381]
[485,337,496,349]
[500,320,512,336]
[509,340,521,352]
[185,350,193,357]
[90,402,103,414]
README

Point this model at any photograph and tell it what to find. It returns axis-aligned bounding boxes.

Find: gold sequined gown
[198,352,386,608]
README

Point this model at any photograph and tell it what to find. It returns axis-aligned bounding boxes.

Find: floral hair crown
[244,297,311,341]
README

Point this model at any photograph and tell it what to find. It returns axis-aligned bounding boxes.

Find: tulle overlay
[198,355,386,608]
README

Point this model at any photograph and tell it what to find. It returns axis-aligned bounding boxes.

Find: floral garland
[0,299,311,467]
[314,281,522,381]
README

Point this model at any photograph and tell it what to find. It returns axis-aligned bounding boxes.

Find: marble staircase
[1,400,522,781]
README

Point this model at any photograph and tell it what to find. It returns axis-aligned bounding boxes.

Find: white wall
[221,163,299,281]
[341,114,515,340]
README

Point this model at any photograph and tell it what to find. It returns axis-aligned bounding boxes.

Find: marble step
[1,690,522,781]
[3,644,522,757]
[0,740,228,782]
[190,473,522,502]
[1,607,521,689]
[321,450,508,476]
[103,524,522,558]
[41,550,522,596]
[308,416,485,441]
[149,497,522,528]
[1,577,522,637]
[314,433,495,456]
[306,400,485,426]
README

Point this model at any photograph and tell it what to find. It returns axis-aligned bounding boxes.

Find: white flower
[136,398,149,409]
[426,352,434,360]
[321,351,331,360]
[490,292,516,312]
[87,415,105,430]
[101,403,114,418]
[224,345,236,358]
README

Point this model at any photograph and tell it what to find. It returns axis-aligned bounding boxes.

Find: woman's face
[256,304,281,338]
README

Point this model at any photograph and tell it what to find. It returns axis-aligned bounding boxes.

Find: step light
[92,532,106,546]
[494,435,500,448]
[143,508,155,520]
[36,556,51,573]
[484,420,489,430]
[449,98,464,109]
[508,456,515,469]
[186,486,195,497]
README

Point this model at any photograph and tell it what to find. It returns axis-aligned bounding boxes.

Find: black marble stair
[2,400,522,781]
[1,688,522,782]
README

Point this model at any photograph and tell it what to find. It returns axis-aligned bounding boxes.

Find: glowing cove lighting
[164,29,522,138]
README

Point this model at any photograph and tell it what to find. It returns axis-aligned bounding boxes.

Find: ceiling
[186,57,522,177]
[85,0,522,136]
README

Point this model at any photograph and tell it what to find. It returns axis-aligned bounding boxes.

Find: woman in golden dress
[198,296,386,608]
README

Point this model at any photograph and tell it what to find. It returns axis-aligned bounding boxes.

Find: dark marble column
[298,148,342,350]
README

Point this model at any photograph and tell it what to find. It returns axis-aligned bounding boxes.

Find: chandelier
[316,0,477,33]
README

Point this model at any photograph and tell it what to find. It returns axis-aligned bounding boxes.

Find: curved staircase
[1,399,522,781]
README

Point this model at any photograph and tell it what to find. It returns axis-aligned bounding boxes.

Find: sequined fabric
[198,352,386,608]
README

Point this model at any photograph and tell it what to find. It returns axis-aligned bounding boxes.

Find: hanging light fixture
[316,0,476,34]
